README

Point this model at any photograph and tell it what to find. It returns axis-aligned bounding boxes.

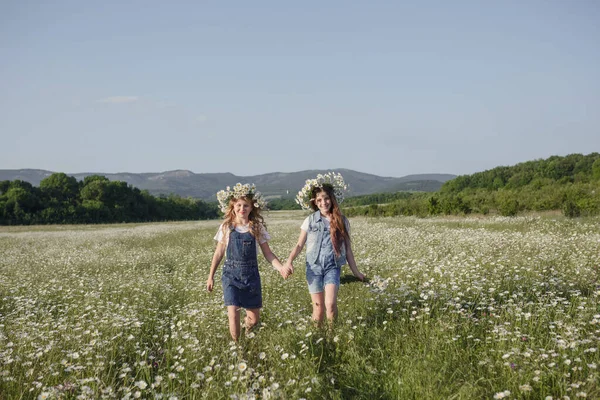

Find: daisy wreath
[295,172,349,211]
[216,183,267,213]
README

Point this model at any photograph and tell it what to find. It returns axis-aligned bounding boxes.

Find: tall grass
[0,213,598,399]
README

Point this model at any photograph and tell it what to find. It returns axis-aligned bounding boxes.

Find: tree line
[343,153,600,218]
[0,173,219,225]
[4,153,598,224]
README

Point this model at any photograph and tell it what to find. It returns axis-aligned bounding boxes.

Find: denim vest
[305,211,347,267]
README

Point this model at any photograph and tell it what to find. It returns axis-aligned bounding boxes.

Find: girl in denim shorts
[285,173,366,325]
[206,184,292,341]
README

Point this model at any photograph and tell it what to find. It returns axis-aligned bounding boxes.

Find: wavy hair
[221,196,266,241]
[310,185,349,256]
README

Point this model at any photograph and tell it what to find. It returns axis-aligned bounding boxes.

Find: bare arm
[345,237,365,281]
[259,241,291,279]
[206,241,225,292]
[285,229,308,272]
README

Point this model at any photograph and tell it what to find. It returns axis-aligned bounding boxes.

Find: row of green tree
[0,173,220,225]
[442,153,600,192]
[344,153,600,218]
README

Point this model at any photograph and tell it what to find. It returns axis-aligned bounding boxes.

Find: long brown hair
[221,196,266,240]
[310,185,349,256]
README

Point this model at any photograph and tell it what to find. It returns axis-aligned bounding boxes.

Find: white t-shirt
[214,223,270,250]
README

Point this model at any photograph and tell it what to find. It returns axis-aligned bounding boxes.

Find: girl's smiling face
[233,198,252,220]
[314,191,332,216]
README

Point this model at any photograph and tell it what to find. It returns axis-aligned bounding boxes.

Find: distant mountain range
[0,169,456,200]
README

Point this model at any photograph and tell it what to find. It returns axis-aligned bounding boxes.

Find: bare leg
[324,284,339,323]
[310,292,325,325]
[227,306,241,341]
[244,308,260,332]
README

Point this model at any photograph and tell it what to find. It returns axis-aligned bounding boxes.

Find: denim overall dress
[221,228,262,309]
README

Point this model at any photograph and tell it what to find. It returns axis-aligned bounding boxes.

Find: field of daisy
[1,212,599,399]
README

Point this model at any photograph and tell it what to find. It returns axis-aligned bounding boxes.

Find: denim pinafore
[221,227,262,309]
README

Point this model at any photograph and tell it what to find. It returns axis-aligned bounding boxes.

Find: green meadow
[1,212,599,399]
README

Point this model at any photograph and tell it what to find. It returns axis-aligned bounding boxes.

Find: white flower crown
[295,172,348,211]
[216,183,267,213]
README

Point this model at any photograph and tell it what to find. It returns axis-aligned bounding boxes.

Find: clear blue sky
[1,1,599,177]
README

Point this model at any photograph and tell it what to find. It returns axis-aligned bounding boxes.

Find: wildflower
[238,362,247,372]
[216,183,267,213]
[38,393,51,400]
[295,172,348,211]
[494,390,511,399]
[519,384,532,392]
[281,353,289,360]
[259,352,266,360]
[134,381,147,390]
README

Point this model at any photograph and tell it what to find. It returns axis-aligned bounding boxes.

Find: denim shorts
[221,263,262,309]
[305,261,341,294]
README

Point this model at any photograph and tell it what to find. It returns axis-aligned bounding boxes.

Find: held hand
[285,260,294,274]
[206,277,214,292]
[278,263,293,279]
[278,266,290,279]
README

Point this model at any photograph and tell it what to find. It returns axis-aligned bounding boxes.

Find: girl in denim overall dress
[285,173,366,325]
[207,184,291,341]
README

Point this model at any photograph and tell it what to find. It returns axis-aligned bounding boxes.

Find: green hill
[344,153,600,218]
[0,169,455,200]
